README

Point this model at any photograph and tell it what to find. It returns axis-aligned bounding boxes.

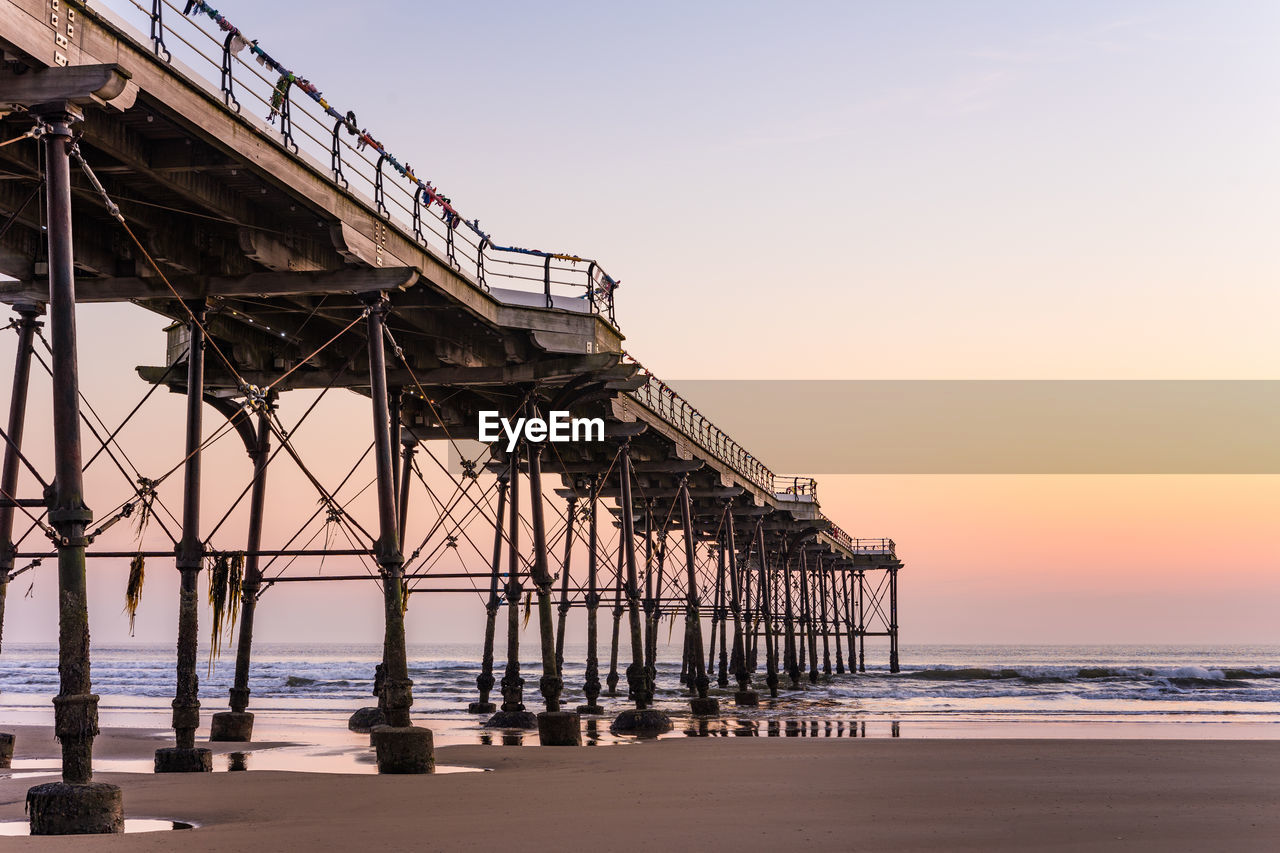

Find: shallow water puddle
[0,819,194,836]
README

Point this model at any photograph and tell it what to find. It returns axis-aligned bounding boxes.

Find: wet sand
[2,726,1279,851]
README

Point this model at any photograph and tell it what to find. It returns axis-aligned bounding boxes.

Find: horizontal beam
[0,64,137,110]
[138,352,623,392]
[0,266,420,304]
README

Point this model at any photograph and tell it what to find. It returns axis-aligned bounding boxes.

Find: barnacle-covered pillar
[801,550,819,683]
[528,434,580,745]
[724,504,756,706]
[154,299,213,774]
[757,523,779,698]
[0,304,39,771]
[610,442,671,733]
[576,476,605,714]
[488,441,537,729]
[0,304,40,669]
[468,474,506,714]
[889,566,900,673]
[554,495,577,673]
[680,477,717,716]
[211,399,274,742]
[364,297,433,772]
[25,103,123,833]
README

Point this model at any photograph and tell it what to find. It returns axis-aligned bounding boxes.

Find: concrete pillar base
[26,781,123,835]
[0,732,13,768]
[690,697,720,717]
[609,708,673,735]
[536,711,581,746]
[209,711,254,742]
[346,706,386,732]
[371,725,434,774]
[484,710,539,729]
[467,701,496,714]
[575,704,606,715]
[734,690,760,707]
[154,747,212,773]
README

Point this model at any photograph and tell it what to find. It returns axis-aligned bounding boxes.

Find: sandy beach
[2,725,1278,851]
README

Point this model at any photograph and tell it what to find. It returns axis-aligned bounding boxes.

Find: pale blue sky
[98,0,1280,378]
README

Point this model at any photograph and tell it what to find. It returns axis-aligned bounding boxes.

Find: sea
[4,642,1279,745]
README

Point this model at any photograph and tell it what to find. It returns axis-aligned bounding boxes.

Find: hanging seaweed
[523,590,533,629]
[207,552,230,674]
[400,576,411,615]
[124,554,145,637]
[122,489,155,636]
[226,552,244,636]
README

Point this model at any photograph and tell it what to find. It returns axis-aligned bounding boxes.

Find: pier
[0,0,901,833]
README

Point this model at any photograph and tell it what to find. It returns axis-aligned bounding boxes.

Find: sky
[2,0,1277,651]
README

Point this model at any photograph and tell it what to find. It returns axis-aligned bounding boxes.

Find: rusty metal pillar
[757,522,779,698]
[389,387,402,518]
[713,542,729,688]
[782,540,800,688]
[397,437,415,553]
[576,476,604,714]
[610,442,670,733]
[889,566,900,673]
[554,495,576,673]
[364,298,432,772]
[0,304,41,659]
[211,399,274,742]
[606,528,623,696]
[642,498,656,677]
[646,532,666,678]
[801,550,819,683]
[818,555,832,677]
[857,570,866,673]
[468,473,506,714]
[24,103,123,833]
[843,568,855,671]
[528,436,580,744]
[833,564,846,675]
[679,477,715,715]
[704,546,719,684]
[491,442,536,729]
[739,522,754,673]
[153,299,212,774]
[723,503,756,705]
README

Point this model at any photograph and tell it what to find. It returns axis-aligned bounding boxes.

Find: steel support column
[577,476,604,714]
[757,522,779,698]
[528,436,578,744]
[0,304,41,657]
[364,298,432,771]
[857,570,866,673]
[554,495,577,673]
[724,503,756,705]
[25,101,123,834]
[211,400,274,742]
[494,442,534,726]
[610,442,670,732]
[801,550,819,683]
[154,299,212,773]
[679,477,714,714]
[468,474,506,714]
[889,566,900,673]
[783,542,800,688]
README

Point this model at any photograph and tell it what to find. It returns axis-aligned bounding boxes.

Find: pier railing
[775,476,818,502]
[623,356,775,494]
[110,0,618,323]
